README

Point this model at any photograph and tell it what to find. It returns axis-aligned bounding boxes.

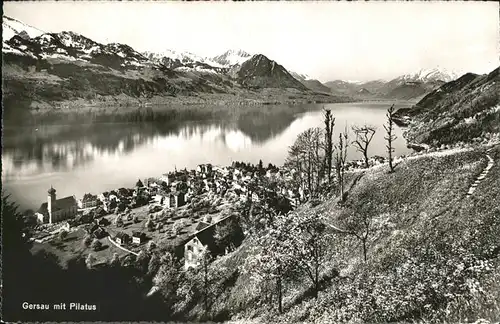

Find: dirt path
[467,148,495,196]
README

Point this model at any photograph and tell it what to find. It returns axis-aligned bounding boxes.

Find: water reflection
[2,102,412,209]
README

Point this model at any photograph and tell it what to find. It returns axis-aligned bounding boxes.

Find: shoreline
[25,91,354,113]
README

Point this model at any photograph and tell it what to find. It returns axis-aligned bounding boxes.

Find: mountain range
[2,15,343,122]
[2,15,469,122]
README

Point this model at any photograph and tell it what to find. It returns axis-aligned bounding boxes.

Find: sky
[4,1,499,82]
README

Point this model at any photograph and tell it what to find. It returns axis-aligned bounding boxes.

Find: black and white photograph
[1,1,499,322]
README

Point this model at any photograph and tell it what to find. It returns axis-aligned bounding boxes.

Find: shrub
[91,239,102,251]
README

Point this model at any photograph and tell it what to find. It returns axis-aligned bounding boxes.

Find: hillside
[394,66,500,146]
[186,144,500,323]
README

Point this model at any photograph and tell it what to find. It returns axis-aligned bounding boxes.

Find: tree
[109,199,117,211]
[83,234,93,248]
[136,179,144,188]
[145,219,155,232]
[153,253,181,304]
[135,250,150,273]
[335,128,349,203]
[116,216,124,228]
[285,127,325,200]
[244,213,296,313]
[91,238,102,252]
[323,108,336,184]
[147,240,157,252]
[214,217,242,253]
[86,253,96,269]
[288,212,331,299]
[110,252,120,267]
[191,253,228,320]
[352,125,376,168]
[172,219,186,235]
[258,159,264,175]
[147,253,161,276]
[342,198,377,262]
[59,229,68,241]
[133,215,140,223]
[384,104,397,173]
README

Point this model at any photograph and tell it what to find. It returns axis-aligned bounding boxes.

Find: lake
[2,101,412,209]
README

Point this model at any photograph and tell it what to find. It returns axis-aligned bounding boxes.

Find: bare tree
[352,125,376,168]
[285,128,325,200]
[335,128,349,203]
[323,108,336,185]
[384,105,397,173]
[341,188,379,262]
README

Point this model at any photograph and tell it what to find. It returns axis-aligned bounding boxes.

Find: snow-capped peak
[142,49,222,67]
[210,49,252,67]
[399,67,460,83]
[143,49,202,63]
[3,15,45,42]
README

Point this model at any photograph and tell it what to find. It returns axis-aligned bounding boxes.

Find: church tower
[48,186,56,224]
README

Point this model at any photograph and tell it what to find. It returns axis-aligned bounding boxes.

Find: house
[35,187,78,224]
[79,193,99,209]
[196,164,213,175]
[159,173,175,186]
[132,231,147,245]
[115,232,131,245]
[165,191,186,208]
[183,215,244,270]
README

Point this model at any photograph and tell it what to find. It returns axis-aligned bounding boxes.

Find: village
[28,161,303,270]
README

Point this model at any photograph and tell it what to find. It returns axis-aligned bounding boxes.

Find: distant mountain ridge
[290,72,331,93]
[326,68,461,100]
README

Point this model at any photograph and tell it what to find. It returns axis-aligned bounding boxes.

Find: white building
[35,187,78,224]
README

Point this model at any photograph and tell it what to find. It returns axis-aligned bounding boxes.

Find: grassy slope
[202,145,500,323]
